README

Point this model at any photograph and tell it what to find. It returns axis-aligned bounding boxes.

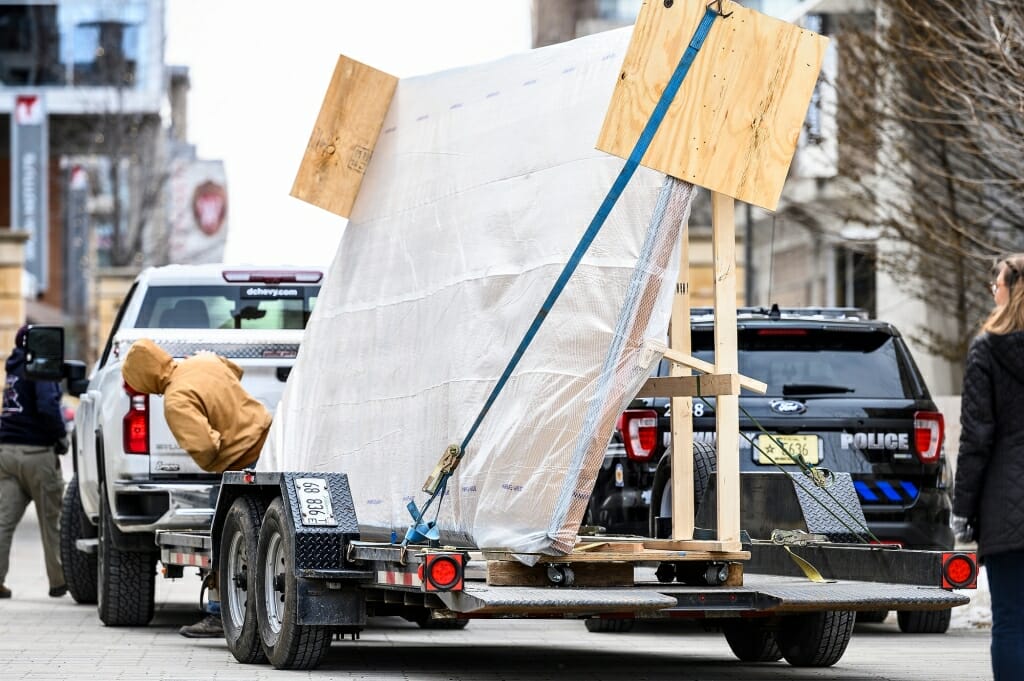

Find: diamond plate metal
[282,472,360,571]
[789,472,869,542]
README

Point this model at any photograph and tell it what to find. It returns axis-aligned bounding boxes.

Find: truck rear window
[692,328,915,399]
[134,285,320,330]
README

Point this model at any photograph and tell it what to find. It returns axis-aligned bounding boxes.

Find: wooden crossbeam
[662,347,768,394]
[637,373,739,398]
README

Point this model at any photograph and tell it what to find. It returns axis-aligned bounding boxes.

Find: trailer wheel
[96,485,157,626]
[856,610,889,624]
[60,475,98,604]
[776,610,855,667]
[584,618,635,633]
[897,608,951,634]
[722,620,783,662]
[649,441,715,538]
[220,496,267,664]
[255,498,331,670]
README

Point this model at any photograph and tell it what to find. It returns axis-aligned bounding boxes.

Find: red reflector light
[756,329,808,336]
[122,381,149,455]
[913,411,944,464]
[222,270,323,284]
[942,552,978,589]
[422,553,464,592]
[621,409,658,462]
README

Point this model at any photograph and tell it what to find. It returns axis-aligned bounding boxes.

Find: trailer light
[942,552,978,589]
[420,553,464,592]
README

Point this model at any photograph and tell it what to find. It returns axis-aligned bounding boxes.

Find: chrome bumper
[110,481,218,533]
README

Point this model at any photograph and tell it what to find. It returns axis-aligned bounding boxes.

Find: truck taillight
[913,411,943,464]
[123,381,149,455]
[620,409,658,461]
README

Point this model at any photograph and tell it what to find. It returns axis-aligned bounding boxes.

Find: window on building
[0,4,63,85]
[72,19,139,86]
[835,245,876,317]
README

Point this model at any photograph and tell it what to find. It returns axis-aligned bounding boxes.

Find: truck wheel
[776,610,855,667]
[897,608,951,634]
[96,485,157,626]
[722,620,783,662]
[584,618,635,633]
[60,475,98,604]
[256,498,331,670]
[648,441,716,538]
[220,496,267,664]
[856,610,889,624]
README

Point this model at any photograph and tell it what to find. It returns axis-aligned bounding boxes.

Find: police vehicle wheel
[776,610,855,667]
[722,619,783,662]
[96,484,156,626]
[255,497,331,670]
[584,618,635,633]
[410,609,470,630]
[221,495,267,664]
[856,610,889,624]
[897,608,951,634]
[61,474,98,604]
[648,441,716,538]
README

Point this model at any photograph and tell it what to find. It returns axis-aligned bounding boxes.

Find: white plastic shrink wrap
[258,27,695,555]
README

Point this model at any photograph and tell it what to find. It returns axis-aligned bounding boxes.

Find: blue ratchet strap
[404,5,727,546]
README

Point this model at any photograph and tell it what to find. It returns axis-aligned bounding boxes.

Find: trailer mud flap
[296,578,367,626]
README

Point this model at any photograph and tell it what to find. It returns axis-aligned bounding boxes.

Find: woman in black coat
[955,254,1024,681]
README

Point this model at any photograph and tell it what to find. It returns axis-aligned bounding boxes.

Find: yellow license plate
[756,434,819,465]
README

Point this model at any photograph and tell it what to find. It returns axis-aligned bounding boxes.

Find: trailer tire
[96,485,157,626]
[856,610,889,624]
[256,498,331,670]
[722,620,783,662]
[897,608,951,634]
[221,496,267,664]
[776,610,855,667]
[584,618,635,633]
[60,475,98,604]
[649,441,716,538]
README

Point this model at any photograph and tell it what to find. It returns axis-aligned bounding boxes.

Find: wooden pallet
[483,539,749,587]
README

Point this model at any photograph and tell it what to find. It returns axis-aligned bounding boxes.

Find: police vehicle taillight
[619,409,658,461]
[123,381,149,455]
[913,411,943,464]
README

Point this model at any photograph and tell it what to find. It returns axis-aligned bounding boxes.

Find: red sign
[14,95,43,125]
[192,181,228,236]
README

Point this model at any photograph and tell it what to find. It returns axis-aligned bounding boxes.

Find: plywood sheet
[291,56,398,219]
[597,0,827,211]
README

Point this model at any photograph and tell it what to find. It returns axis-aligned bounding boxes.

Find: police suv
[586,307,955,632]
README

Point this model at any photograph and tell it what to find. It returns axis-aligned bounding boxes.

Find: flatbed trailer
[155,1,977,673]
[155,470,975,670]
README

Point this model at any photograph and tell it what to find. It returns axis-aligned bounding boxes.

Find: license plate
[295,477,338,526]
[755,434,819,465]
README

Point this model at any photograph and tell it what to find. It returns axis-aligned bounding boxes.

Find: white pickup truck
[60,264,323,626]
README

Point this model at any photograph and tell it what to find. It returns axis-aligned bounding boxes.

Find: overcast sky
[164,1,532,266]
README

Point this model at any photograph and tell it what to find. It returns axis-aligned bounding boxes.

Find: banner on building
[10,93,49,292]
[167,157,229,264]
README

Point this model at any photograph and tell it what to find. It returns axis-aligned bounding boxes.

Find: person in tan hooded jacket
[121,338,272,639]
[121,339,271,473]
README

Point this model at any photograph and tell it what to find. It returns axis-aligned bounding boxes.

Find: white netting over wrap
[258,27,696,555]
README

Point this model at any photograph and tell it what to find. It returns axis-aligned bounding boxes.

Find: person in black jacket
[0,325,68,599]
[955,254,1024,681]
